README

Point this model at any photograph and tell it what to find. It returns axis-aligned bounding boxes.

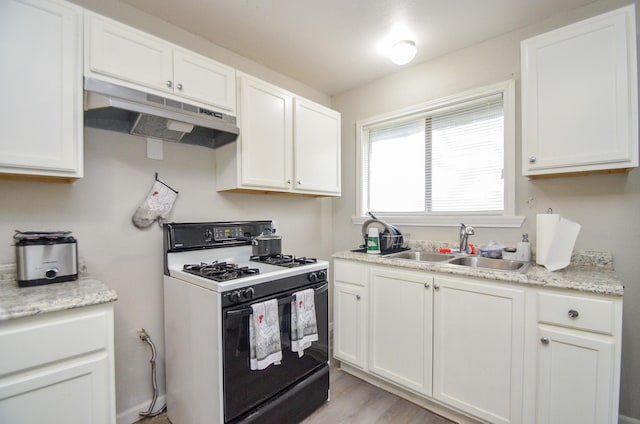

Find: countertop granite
[333,247,624,297]
[0,264,118,321]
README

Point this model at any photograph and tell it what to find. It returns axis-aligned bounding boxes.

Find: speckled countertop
[333,246,624,297]
[0,264,118,321]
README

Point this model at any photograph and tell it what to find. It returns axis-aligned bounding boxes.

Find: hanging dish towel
[291,289,318,357]
[249,299,282,370]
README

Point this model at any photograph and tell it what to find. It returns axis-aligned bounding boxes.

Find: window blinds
[366,92,504,214]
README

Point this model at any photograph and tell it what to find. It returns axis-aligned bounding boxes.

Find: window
[357,80,520,227]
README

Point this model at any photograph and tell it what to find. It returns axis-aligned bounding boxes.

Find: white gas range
[163,221,329,424]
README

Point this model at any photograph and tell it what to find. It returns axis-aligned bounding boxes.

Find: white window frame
[353,80,524,228]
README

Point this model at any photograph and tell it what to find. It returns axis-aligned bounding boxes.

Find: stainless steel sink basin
[447,256,530,273]
[386,251,455,262]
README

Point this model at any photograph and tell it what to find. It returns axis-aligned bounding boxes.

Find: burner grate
[183,261,260,282]
[250,254,318,268]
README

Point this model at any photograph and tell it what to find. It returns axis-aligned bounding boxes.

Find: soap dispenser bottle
[516,234,531,262]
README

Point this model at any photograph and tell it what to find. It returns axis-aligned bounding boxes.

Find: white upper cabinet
[216,73,341,196]
[0,0,83,181]
[237,75,292,190]
[293,98,341,195]
[521,5,638,177]
[85,12,236,113]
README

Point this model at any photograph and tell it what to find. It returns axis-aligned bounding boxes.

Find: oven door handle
[225,282,328,318]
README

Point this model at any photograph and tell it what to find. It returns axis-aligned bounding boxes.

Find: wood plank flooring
[135,366,455,424]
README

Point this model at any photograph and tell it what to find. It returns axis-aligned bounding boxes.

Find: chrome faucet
[459,223,475,254]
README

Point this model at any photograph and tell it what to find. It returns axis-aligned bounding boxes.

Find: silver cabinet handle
[541,337,550,345]
[434,284,440,290]
[177,83,183,90]
[568,309,579,319]
[356,295,361,300]
[529,156,537,163]
[287,179,291,184]
[424,283,430,289]
[297,179,302,184]
[166,80,172,87]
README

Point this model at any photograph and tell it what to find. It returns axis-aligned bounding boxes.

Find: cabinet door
[0,0,83,180]
[173,48,236,113]
[293,98,341,196]
[0,303,115,423]
[537,325,616,424]
[433,276,525,424]
[86,13,174,95]
[521,6,638,176]
[0,354,112,424]
[369,267,432,396]
[238,76,292,190]
[333,281,366,368]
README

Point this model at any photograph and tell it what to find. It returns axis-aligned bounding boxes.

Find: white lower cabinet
[433,276,525,423]
[333,260,368,369]
[369,266,433,396]
[0,304,116,424]
[535,291,621,424]
[332,260,623,424]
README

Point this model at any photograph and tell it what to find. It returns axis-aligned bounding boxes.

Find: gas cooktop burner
[250,254,318,268]
[183,261,260,282]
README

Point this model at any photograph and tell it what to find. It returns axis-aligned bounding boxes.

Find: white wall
[1,0,333,420]
[331,0,640,419]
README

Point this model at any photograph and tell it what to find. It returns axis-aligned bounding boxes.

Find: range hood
[84,78,239,148]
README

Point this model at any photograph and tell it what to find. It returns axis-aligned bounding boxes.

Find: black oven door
[222,280,328,423]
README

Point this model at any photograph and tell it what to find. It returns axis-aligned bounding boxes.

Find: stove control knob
[229,291,242,303]
[308,272,319,283]
[243,287,255,299]
[318,270,327,281]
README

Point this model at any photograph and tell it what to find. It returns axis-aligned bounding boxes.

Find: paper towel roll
[543,217,581,271]
[536,213,560,265]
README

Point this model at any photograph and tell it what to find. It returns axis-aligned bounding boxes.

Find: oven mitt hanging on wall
[132,179,178,229]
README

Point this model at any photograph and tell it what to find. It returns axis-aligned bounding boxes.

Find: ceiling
[122,0,598,96]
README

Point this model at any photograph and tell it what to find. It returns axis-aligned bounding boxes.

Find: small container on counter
[502,247,518,260]
[367,227,381,254]
[516,234,531,262]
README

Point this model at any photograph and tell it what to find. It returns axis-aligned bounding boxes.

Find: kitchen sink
[447,256,529,273]
[386,251,455,262]
[385,250,529,273]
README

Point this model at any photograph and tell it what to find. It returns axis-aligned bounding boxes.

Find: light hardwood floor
[136,367,455,424]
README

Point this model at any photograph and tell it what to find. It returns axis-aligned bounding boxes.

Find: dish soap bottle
[516,234,531,262]
[367,227,381,254]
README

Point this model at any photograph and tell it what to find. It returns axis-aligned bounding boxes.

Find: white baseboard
[620,414,640,424]
[116,395,166,424]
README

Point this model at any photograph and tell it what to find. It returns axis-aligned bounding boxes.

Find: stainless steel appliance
[14,231,78,287]
[84,78,239,148]
[163,221,329,424]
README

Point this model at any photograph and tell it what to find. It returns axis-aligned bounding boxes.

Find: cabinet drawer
[334,260,367,286]
[538,292,615,334]
[0,305,112,376]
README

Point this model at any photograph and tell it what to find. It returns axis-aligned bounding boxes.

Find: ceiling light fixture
[389,40,417,65]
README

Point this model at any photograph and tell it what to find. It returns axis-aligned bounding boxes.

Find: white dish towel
[249,299,282,370]
[291,288,318,357]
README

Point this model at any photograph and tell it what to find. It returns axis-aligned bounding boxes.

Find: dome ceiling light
[389,40,417,65]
